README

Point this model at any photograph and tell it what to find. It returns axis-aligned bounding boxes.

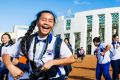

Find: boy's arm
[101,44,111,56]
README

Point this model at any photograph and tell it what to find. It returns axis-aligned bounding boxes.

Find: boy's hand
[101,52,105,56]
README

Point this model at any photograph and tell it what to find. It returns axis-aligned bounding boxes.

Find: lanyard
[29,34,50,71]
[33,34,49,63]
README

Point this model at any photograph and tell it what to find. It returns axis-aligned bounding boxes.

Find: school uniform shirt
[1,44,13,60]
[2,42,20,57]
[1,44,13,69]
[2,33,72,78]
[95,43,111,64]
[111,42,120,60]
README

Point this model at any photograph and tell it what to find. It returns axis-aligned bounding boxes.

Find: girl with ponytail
[2,10,75,80]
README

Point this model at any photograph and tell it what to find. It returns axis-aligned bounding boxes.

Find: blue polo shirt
[95,43,111,64]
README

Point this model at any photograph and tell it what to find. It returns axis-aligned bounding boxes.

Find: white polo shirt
[111,42,120,60]
[1,44,13,56]
[1,44,12,68]
[2,33,72,78]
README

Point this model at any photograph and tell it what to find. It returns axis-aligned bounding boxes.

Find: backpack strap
[53,37,62,76]
[54,37,62,59]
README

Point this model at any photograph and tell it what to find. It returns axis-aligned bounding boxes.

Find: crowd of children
[0,10,120,80]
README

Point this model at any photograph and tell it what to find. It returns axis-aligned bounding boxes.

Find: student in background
[64,38,73,79]
[76,47,85,61]
[0,33,14,80]
[64,38,73,53]
[79,47,85,62]
[93,37,112,80]
[111,34,120,80]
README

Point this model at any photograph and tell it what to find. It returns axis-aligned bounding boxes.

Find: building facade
[0,25,38,44]
[0,25,29,44]
[54,7,120,55]
[14,25,29,41]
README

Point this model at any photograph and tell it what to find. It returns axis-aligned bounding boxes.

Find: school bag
[23,33,72,77]
[25,33,62,59]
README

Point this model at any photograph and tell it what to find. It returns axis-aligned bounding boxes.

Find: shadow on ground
[69,75,94,80]
[73,66,95,71]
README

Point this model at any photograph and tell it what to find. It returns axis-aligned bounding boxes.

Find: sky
[0,0,120,32]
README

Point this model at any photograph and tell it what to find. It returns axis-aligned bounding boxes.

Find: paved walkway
[68,55,113,80]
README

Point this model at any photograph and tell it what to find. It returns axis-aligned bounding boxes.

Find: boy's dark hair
[80,47,83,48]
[112,34,118,38]
[20,10,56,56]
[93,37,100,43]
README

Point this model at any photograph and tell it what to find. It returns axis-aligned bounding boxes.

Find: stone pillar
[91,14,99,55]
[105,13,112,44]
[80,16,87,54]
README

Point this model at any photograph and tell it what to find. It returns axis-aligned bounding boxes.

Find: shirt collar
[112,41,119,44]
[35,33,52,43]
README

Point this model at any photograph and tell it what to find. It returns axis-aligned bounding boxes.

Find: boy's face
[37,13,55,37]
[94,42,99,47]
[113,36,119,42]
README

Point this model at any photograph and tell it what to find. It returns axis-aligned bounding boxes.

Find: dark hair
[1,33,14,46]
[36,10,56,23]
[80,47,83,48]
[20,10,56,55]
[112,34,118,39]
[64,38,70,44]
[93,37,100,43]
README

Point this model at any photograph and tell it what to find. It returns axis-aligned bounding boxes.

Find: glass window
[64,33,70,40]
[66,19,71,30]
[86,16,93,54]
[99,14,105,42]
[74,32,80,49]
[111,13,119,35]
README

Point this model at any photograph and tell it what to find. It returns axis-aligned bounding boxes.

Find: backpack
[25,34,72,76]
[25,34,62,59]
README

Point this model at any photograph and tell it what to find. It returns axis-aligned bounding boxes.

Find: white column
[119,12,120,39]
[92,15,99,37]
[80,16,87,55]
[91,14,99,55]
[105,13,112,44]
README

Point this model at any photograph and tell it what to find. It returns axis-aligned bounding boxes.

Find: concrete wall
[54,7,120,54]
